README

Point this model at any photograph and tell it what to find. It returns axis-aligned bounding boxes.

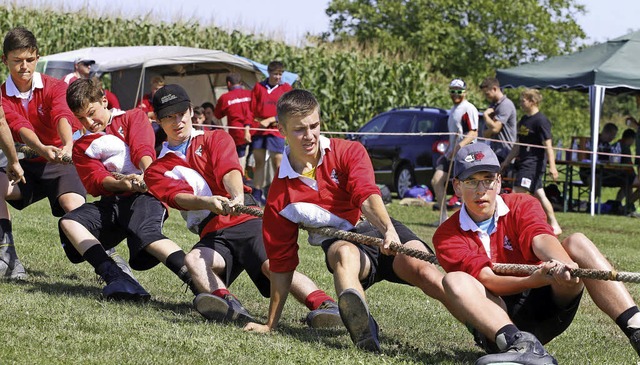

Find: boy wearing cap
[58,78,194,301]
[243,89,452,352]
[431,78,479,225]
[143,84,341,327]
[63,57,95,85]
[433,143,640,364]
[0,27,88,279]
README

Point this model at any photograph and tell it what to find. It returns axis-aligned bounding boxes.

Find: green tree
[325,0,587,77]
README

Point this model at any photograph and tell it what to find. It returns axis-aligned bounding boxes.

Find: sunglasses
[449,89,465,95]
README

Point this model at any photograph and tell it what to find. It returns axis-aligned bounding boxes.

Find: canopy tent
[236,56,299,86]
[36,46,267,109]
[496,30,640,215]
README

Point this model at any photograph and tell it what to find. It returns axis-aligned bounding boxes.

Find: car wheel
[395,165,414,198]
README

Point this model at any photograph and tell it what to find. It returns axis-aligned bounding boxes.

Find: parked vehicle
[348,106,483,198]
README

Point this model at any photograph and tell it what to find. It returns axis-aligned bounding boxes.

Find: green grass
[1,199,639,364]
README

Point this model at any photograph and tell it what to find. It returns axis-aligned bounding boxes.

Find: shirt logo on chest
[330,168,339,184]
[118,126,125,138]
[37,104,44,116]
[503,236,513,251]
[195,145,203,157]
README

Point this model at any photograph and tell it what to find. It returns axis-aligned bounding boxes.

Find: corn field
[0,5,595,140]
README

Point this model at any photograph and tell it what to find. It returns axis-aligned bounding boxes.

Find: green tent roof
[497,31,640,94]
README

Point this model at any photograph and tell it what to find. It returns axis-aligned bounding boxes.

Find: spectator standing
[200,102,218,130]
[249,61,292,205]
[137,76,164,122]
[63,57,95,85]
[214,73,253,173]
[191,105,205,129]
[431,78,478,225]
[501,89,562,235]
[480,77,517,163]
[433,143,640,364]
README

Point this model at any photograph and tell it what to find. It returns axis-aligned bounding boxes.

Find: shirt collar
[459,195,510,232]
[158,128,205,159]
[279,135,331,179]
[5,72,43,98]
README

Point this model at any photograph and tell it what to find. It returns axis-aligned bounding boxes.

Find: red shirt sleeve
[340,141,381,208]
[144,154,196,210]
[124,109,156,167]
[213,94,226,120]
[262,178,301,273]
[47,77,80,131]
[72,135,114,197]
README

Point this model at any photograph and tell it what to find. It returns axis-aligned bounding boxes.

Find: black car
[350,106,482,198]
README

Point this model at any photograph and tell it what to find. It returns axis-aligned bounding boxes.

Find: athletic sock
[83,244,112,269]
[616,306,640,337]
[212,288,231,299]
[164,250,187,276]
[0,218,13,244]
[495,324,520,351]
[305,289,335,311]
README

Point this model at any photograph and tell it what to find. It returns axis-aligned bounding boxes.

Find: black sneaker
[474,331,557,365]
[99,261,150,302]
[338,288,381,352]
[193,293,229,322]
[224,294,255,325]
[106,247,138,281]
[305,300,342,328]
[0,243,27,280]
[629,327,640,357]
[193,293,255,325]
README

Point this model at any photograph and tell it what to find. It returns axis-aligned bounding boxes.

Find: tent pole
[588,85,605,216]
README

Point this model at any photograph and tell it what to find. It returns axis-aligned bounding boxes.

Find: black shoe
[475,331,557,365]
[224,294,255,325]
[305,300,342,328]
[193,293,254,325]
[0,243,27,280]
[193,293,229,322]
[98,261,150,302]
[338,288,381,352]
[629,327,640,357]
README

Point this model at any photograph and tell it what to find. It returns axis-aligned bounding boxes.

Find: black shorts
[506,285,582,344]
[59,193,168,270]
[192,218,270,297]
[514,165,545,192]
[4,159,86,217]
[321,217,433,290]
[435,155,452,172]
[475,285,583,353]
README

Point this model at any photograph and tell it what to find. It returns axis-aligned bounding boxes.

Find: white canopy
[37,46,265,109]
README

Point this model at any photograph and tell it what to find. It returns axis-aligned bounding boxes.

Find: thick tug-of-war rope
[16,144,73,164]
[492,263,640,283]
[17,144,147,190]
[230,204,640,283]
[110,172,148,191]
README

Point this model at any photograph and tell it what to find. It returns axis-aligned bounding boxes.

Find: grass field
[1,198,639,364]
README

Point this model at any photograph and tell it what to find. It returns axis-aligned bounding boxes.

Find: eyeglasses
[449,89,465,95]
[460,177,498,190]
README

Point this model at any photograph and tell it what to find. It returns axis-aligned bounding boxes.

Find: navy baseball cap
[152,84,191,120]
[454,143,500,180]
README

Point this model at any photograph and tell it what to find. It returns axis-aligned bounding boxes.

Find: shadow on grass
[22,277,194,317]
[273,322,481,363]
